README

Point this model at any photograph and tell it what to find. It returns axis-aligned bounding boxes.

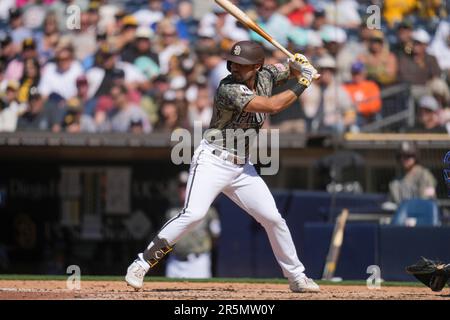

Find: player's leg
[126,149,235,288]
[223,164,319,292]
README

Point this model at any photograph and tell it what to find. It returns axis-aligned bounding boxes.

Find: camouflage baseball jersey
[205,62,291,158]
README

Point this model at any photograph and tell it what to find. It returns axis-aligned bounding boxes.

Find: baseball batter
[126,41,320,292]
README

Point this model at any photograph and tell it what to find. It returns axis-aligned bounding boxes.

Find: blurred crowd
[0,0,449,135]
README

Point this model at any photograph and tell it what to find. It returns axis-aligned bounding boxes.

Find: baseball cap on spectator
[321,26,347,44]
[313,6,326,17]
[351,61,365,74]
[67,97,82,111]
[136,26,154,40]
[112,68,125,79]
[198,25,215,39]
[170,76,187,90]
[129,116,143,128]
[0,35,12,48]
[88,1,101,12]
[370,30,384,42]
[162,1,176,13]
[8,8,22,21]
[76,75,88,87]
[163,90,177,101]
[397,20,413,30]
[6,80,19,91]
[22,38,36,51]
[28,86,41,100]
[418,96,440,112]
[115,9,127,22]
[316,55,337,70]
[122,15,138,29]
[412,29,431,44]
[212,5,226,15]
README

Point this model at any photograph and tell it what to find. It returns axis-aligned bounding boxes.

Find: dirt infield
[0,280,448,300]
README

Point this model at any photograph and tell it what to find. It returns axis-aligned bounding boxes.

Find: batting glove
[289,53,318,87]
[298,63,318,87]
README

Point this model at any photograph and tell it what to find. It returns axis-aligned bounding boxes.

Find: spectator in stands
[187,84,213,129]
[0,36,16,67]
[398,29,442,99]
[344,61,382,126]
[388,141,437,207]
[324,0,361,29]
[428,21,450,79]
[133,0,164,28]
[198,4,249,46]
[34,11,60,65]
[412,95,449,134]
[4,37,38,82]
[392,20,414,58]
[16,87,50,131]
[60,97,96,133]
[358,30,398,87]
[0,80,27,132]
[250,0,292,50]
[278,0,315,28]
[126,26,160,80]
[300,55,356,133]
[38,44,83,100]
[7,8,32,48]
[72,75,97,117]
[17,57,41,103]
[175,1,199,44]
[320,25,351,82]
[109,84,151,134]
[197,46,229,97]
[157,20,188,75]
[118,15,139,62]
[156,98,183,132]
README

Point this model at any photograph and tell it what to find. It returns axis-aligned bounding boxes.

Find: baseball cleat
[289,277,320,293]
[125,253,150,290]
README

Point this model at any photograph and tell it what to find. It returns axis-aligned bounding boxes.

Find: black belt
[211,149,247,165]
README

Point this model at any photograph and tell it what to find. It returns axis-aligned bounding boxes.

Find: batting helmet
[224,41,265,71]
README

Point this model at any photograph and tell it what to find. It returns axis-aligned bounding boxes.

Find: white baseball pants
[157,139,306,281]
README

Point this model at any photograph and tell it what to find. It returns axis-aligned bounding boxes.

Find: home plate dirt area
[0,279,448,300]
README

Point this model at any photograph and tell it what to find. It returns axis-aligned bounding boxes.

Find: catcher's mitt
[406,257,450,292]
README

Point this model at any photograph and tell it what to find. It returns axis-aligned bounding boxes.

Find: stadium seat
[391,199,441,227]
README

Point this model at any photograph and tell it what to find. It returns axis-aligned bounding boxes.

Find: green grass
[0,274,424,287]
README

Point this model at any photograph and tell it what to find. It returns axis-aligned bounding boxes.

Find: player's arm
[245,55,318,114]
[244,88,304,114]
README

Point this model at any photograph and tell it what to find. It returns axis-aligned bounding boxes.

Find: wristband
[290,82,307,97]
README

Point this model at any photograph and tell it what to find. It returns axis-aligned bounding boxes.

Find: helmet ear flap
[227,61,231,72]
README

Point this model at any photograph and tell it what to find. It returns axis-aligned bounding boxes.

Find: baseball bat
[214,0,319,79]
[215,0,294,59]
